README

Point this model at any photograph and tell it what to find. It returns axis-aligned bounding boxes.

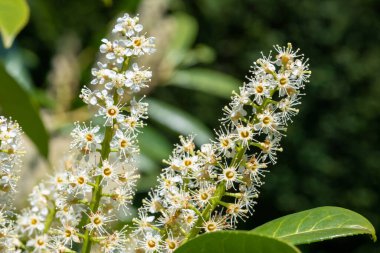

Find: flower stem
[43,203,56,233]
[182,182,226,244]
[81,124,114,253]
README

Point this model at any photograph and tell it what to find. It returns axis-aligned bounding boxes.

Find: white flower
[113,13,143,36]
[84,211,114,235]
[95,160,119,185]
[243,155,268,185]
[125,63,152,93]
[254,109,281,134]
[214,127,235,157]
[202,213,230,232]
[125,35,156,56]
[111,186,134,214]
[235,124,254,147]
[17,210,45,235]
[98,101,125,126]
[101,227,129,253]
[219,166,240,190]
[248,79,271,105]
[26,234,49,252]
[111,129,138,160]
[70,122,101,152]
[91,62,115,85]
[138,232,162,253]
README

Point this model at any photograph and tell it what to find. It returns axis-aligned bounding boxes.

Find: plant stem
[43,203,56,233]
[182,182,226,244]
[81,124,114,253]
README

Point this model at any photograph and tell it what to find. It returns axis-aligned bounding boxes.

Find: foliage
[0,0,378,252]
[0,63,48,158]
[0,0,29,48]
[252,206,376,245]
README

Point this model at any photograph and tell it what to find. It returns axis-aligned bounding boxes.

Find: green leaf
[146,98,212,145]
[0,0,30,48]
[166,13,198,67]
[170,13,197,53]
[175,231,300,253]
[168,68,240,99]
[138,126,172,162]
[137,154,160,192]
[0,63,49,158]
[252,206,377,245]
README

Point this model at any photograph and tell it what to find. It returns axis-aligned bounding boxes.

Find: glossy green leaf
[0,63,49,158]
[175,231,300,253]
[0,0,29,48]
[146,98,212,145]
[168,68,240,98]
[252,206,377,245]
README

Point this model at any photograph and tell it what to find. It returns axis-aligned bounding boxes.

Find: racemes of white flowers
[7,13,156,253]
[0,12,311,253]
[131,43,310,252]
[0,116,23,196]
[0,117,24,252]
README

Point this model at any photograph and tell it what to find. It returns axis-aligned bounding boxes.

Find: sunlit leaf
[0,0,29,48]
[252,206,377,245]
[147,98,212,145]
[175,231,300,253]
[168,68,240,98]
[0,63,49,158]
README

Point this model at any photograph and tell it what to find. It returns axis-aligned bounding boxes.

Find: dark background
[2,0,379,252]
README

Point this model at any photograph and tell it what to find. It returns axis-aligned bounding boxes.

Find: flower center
[30,218,38,225]
[225,170,235,179]
[200,192,209,200]
[147,240,156,248]
[85,133,93,142]
[186,215,194,224]
[279,77,288,86]
[120,139,128,148]
[65,229,72,238]
[103,167,112,176]
[167,241,176,250]
[93,217,102,225]
[37,239,45,246]
[134,38,142,47]
[263,116,271,125]
[240,130,250,138]
[221,139,229,147]
[77,176,85,185]
[184,159,192,167]
[207,223,217,232]
[107,106,119,117]
[256,85,264,93]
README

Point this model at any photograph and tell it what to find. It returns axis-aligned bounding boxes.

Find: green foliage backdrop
[0,0,378,252]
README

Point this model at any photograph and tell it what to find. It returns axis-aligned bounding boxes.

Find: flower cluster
[0,116,23,197]
[0,117,24,252]
[131,43,310,252]
[9,14,155,253]
[0,12,312,253]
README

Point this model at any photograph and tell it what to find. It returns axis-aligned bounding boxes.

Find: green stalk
[182,182,226,244]
[43,203,57,233]
[81,124,114,253]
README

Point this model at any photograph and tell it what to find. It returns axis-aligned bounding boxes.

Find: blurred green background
[0,0,379,252]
